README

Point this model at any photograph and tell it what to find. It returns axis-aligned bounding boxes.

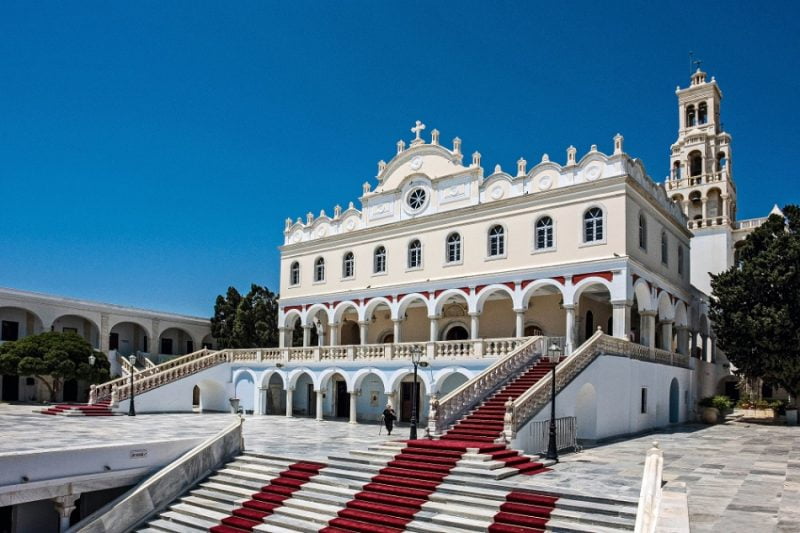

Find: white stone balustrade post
[611,300,631,339]
[514,311,525,337]
[315,389,324,421]
[469,313,480,340]
[89,384,97,405]
[563,305,576,354]
[349,391,358,424]
[111,385,118,407]
[285,388,293,417]
[54,494,80,533]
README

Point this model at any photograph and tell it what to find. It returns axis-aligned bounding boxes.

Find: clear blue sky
[1,1,798,317]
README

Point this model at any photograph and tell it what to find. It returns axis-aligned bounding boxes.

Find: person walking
[382,404,396,435]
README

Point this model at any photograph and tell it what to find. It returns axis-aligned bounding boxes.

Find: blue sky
[1,1,798,317]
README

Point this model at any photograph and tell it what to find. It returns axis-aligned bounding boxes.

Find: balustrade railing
[427,336,544,436]
[665,170,727,190]
[526,416,578,455]
[502,332,691,440]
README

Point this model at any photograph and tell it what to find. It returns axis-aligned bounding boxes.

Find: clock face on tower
[410,156,423,171]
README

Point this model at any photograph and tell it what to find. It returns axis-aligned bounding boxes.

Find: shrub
[699,395,733,411]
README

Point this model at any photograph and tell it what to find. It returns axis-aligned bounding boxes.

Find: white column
[641,311,657,348]
[285,388,294,417]
[386,391,396,409]
[721,193,729,221]
[256,387,266,415]
[330,323,340,346]
[349,391,358,424]
[429,315,439,342]
[315,389,324,421]
[54,494,79,533]
[393,319,402,343]
[689,331,697,358]
[515,310,525,337]
[302,325,312,347]
[710,337,716,363]
[359,321,369,345]
[701,197,708,221]
[676,326,689,355]
[469,313,480,340]
[661,321,674,351]
[611,301,631,339]
[563,304,576,354]
[278,327,288,348]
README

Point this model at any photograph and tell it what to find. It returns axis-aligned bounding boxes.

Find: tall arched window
[689,152,703,177]
[408,240,422,269]
[290,261,300,286]
[373,246,386,273]
[535,216,554,250]
[488,225,505,257]
[686,105,696,127]
[716,152,727,172]
[446,232,462,263]
[661,232,668,265]
[638,213,647,250]
[342,251,354,279]
[583,208,604,242]
[672,161,681,180]
[314,257,325,282]
[698,102,708,124]
[678,246,684,276]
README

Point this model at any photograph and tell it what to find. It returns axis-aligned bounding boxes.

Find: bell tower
[665,69,737,295]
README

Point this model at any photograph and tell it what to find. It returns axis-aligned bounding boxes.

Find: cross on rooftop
[411,120,426,143]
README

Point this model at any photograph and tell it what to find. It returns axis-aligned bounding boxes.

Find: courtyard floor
[1,403,798,532]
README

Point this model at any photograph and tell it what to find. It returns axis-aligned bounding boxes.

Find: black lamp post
[128,354,136,417]
[409,347,428,441]
[545,342,562,462]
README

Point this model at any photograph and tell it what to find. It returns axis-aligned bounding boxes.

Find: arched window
[535,216,554,249]
[290,261,300,286]
[678,246,684,276]
[672,161,681,180]
[342,252,354,279]
[314,257,325,282]
[698,102,708,124]
[661,232,668,265]
[408,240,422,269]
[446,233,462,263]
[686,105,696,127]
[638,213,647,250]
[373,246,386,274]
[583,208,604,242]
[716,152,727,172]
[488,225,505,257]
[689,152,703,177]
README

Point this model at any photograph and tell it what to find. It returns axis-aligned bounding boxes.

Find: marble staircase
[40,398,117,416]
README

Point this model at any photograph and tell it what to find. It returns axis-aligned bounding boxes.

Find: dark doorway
[160,338,173,355]
[109,332,119,351]
[63,379,79,402]
[524,324,543,336]
[307,383,315,417]
[584,311,594,341]
[186,340,194,353]
[0,504,12,533]
[400,381,420,422]
[445,325,469,341]
[192,385,200,407]
[1,320,19,342]
[1,375,19,401]
[335,380,349,417]
[724,381,740,402]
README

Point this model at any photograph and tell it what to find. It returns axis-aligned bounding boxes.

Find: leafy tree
[0,332,110,401]
[212,284,280,348]
[710,205,800,406]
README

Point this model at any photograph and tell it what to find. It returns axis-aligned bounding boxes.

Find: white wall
[690,227,732,295]
[116,365,232,413]
[513,355,691,452]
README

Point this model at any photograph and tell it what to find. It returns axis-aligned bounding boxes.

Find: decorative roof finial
[541,153,550,163]
[590,144,598,152]
[319,209,327,218]
[614,133,624,155]
[471,151,481,168]
[494,164,502,174]
[285,217,292,230]
[397,140,405,154]
[306,212,314,224]
[348,201,355,210]
[411,120,426,146]
[431,128,440,145]
[517,157,527,176]
[567,146,577,166]
[452,137,462,155]
[334,205,342,218]
[362,181,372,195]
[377,159,386,176]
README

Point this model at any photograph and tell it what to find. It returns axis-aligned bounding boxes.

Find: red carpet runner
[320,439,470,533]
[42,398,114,416]
[210,460,325,533]
[441,357,558,474]
[487,490,559,533]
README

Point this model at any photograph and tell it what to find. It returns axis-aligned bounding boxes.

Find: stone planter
[735,408,776,420]
[787,409,798,426]
[701,407,720,424]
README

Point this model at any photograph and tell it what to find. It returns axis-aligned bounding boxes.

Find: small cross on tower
[410,120,426,145]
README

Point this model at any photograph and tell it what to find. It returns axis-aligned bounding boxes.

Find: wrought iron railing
[525,416,578,455]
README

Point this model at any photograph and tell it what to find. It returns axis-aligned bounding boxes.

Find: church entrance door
[335,380,349,418]
[307,384,315,417]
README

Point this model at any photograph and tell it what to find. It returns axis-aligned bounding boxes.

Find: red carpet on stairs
[440,357,558,475]
[41,399,114,416]
[320,439,471,533]
[487,490,559,532]
[210,460,325,533]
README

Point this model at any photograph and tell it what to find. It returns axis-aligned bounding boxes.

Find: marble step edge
[158,509,218,530]
[255,512,326,533]
[179,494,235,514]
[271,504,336,526]
[143,518,206,533]
[168,501,229,522]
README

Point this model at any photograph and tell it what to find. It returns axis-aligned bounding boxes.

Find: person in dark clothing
[382,404,396,435]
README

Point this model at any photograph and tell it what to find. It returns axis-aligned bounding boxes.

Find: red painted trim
[475,284,487,294]
[521,279,536,289]
[283,305,302,312]
[552,276,566,285]
[572,270,614,284]
[504,281,516,291]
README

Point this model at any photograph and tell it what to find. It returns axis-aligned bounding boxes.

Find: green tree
[212,284,280,348]
[0,332,110,402]
[710,205,800,406]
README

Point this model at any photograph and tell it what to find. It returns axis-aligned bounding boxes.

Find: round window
[407,187,427,211]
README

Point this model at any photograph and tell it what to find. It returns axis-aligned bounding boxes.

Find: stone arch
[108,320,152,356]
[520,279,566,309]
[317,367,352,391]
[288,368,316,390]
[51,313,101,348]
[575,383,597,440]
[233,371,256,413]
[570,277,614,307]
[632,279,654,312]
[573,281,612,341]
[260,369,287,389]
[263,372,287,415]
[387,368,433,394]
[441,321,470,341]
[303,304,330,327]
[332,301,360,324]
[674,301,688,328]
[0,306,46,340]
[352,367,390,392]
[434,367,472,396]
[282,309,302,329]
[475,284,517,313]
[362,297,394,323]
[157,326,195,356]
[657,292,674,321]
[396,293,430,319]
[433,289,471,316]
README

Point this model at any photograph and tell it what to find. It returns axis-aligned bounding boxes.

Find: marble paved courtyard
[2,404,798,532]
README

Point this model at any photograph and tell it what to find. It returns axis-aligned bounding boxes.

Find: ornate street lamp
[128,354,137,417]
[409,347,429,440]
[546,342,562,462]
[88,354,96,367]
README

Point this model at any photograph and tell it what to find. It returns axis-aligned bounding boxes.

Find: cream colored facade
[278,120,701,359]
